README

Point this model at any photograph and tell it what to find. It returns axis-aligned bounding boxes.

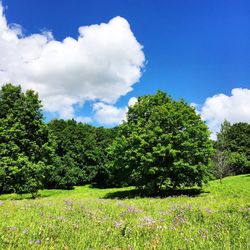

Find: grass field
[0,175,249,249]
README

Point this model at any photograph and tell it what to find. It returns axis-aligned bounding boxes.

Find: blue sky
[0,0,250,137]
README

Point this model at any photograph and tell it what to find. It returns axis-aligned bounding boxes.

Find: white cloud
[75,116,92,124]
[93,96,137,125]
[190,102,198,109]
[0,3,145,120]
[201,88,250,139]
[128,96,137,106]
[93,102,127,125]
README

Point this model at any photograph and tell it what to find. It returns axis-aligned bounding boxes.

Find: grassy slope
[0,175,249,249]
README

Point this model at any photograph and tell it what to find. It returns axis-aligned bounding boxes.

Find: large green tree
[108,91,213,193]
[0,84,54,197]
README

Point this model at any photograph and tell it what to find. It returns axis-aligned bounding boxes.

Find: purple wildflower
[35,240,40,245]
[115,221,123,228]
[140,217,157,226]
[127,206,136,213]
[64,200,73,206]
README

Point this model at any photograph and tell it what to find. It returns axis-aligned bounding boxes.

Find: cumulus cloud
[93,96,137,125]
[93,102,127,125]
[128,96,137,106]
[75,116,92,124]
[0,3,145,120]
[201,88,250,139]
[190,102,199,109]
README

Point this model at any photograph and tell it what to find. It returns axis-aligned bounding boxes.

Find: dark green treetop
[0,83,54,197]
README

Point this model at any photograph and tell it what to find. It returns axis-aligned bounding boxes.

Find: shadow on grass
[90,183,112,189]
[0,193,54,201]
[243,174,250,178]
[103,188,208,199]
[0,188,69,200]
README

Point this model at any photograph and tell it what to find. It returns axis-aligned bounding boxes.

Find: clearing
[0,175,249,249]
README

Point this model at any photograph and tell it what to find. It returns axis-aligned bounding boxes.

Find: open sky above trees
[0,0,249,139]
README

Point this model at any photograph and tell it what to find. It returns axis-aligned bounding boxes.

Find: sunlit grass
[0,175,249,249]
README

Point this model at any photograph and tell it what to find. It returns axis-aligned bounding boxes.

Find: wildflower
[23,229,28,235]
[140,217,157,226]
[35,240,40,245]
[0,201,4,206]
[199,229,208,239]
[127,206,136,213]
[10,226,17,231]
[205,208,213,214]
[64,200,73,206]
[115,221,123,228]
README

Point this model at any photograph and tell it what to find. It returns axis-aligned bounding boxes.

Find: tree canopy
[215,121,250,175]
[108,91,213,193]
[0,84,54,197]
[47,119,117,189]
[0,84,249,197]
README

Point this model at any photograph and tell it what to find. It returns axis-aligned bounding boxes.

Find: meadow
[0,175,249,250]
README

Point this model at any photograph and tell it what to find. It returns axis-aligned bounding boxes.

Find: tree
[47,120,117,188]
[212,150,231,183]
[216,120,231,151]
[0,84,54,197]
[228,152,249,175]
[93,126,118,187]
[108,91,213,194]
[215,121,250,175]
[226,123,250,174]
[212,120,232,181]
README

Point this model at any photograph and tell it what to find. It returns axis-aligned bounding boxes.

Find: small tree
[212,150,231,183]
[212,120,232,182]
[108,91,213,194]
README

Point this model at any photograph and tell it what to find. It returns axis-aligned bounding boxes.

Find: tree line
[0,84,249,197]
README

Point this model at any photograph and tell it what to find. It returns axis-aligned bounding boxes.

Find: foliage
[0,156,45,198]
[215,121,250,175]
[93,126,118,186]
[108,91,213,193]
[228,152,250,175]
[0,84,54,197]
[47,119,117,188]
[215,120,231,151]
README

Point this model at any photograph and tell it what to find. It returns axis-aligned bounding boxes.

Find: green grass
[0,175,249,249]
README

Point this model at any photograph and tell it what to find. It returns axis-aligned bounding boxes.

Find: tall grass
[0,175,249,249]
